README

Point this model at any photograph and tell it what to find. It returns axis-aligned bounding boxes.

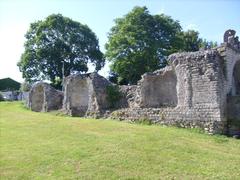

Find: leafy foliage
[106,85,122,108]
[180,30,202,52]
[105,6,182,84]
[105,6,217,85]
[108,72,118,84]
[108,72,129,85]
[179,30,218,51]
[18,14,104,87]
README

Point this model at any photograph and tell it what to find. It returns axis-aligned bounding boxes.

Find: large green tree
[180,30,218,51]
[105,6,182,85]
[180,30,202,52]
[18,14,104,88]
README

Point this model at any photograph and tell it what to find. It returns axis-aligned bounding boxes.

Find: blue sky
[0,0,239,82]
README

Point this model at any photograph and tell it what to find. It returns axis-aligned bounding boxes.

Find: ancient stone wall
[28,82,63,112]
[232,61,240,95]
[63,73,111,117]
[27,30,240,135]
[227,96,240,136]
[109,49,227,134]
[117,85,138,108]
[110,107,223,133]
[88,73,111,112]
[137,66,178,108]
[109,31,240,134]
[63,74,90,116]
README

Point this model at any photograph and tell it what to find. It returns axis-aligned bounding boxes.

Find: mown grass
[0,102,239,179]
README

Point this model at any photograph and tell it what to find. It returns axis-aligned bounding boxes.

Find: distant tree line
[18,6,218,88]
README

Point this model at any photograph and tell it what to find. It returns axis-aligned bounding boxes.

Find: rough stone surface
[28,82,63,112]
[28,30,240,135]
[136,66,178,108]
[227,96,240,136]
[109,30,240,134]
[63,72,111,117]
[117,85,138,108]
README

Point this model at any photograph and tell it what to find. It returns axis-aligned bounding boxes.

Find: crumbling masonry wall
[137,67,178,108]
[27,30,240,135]
[28,82,63,112]
[110,30,240,134]
[63,73,111,117]
[111,50,226,133]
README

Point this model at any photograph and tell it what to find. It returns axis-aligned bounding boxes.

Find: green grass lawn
[0,102,240,179]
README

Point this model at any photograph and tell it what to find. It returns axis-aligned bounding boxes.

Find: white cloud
[185,23,198,31]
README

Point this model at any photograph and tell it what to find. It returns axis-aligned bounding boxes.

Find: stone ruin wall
[26,30,240,135]
[62,73,111,117]
[111,49,226,133]
[110,30,240,134]
[28,82,63,112]
[137,66,178,108]
[63,74,90,116]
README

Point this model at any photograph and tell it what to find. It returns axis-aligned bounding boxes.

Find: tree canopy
[105,6,183,84]
[18,14,104,88]
[180,30,218,51]
[180,30,202,52]
[105,6,218,85]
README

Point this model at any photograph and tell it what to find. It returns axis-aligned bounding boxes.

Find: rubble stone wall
[63,73,111,117]
[87,73,111,113]
[110,37,240,134]
[227,96,240,135]
[110,107,223,134]
[27,30,240,135]
[28,82,63,112]
[231,60,240,95]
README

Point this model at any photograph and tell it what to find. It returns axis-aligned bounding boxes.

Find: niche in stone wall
[69,78,90,116]
[231,60,240,96]
[140,69,178,108]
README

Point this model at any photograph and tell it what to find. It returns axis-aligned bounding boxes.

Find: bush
[106,85,122,108]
